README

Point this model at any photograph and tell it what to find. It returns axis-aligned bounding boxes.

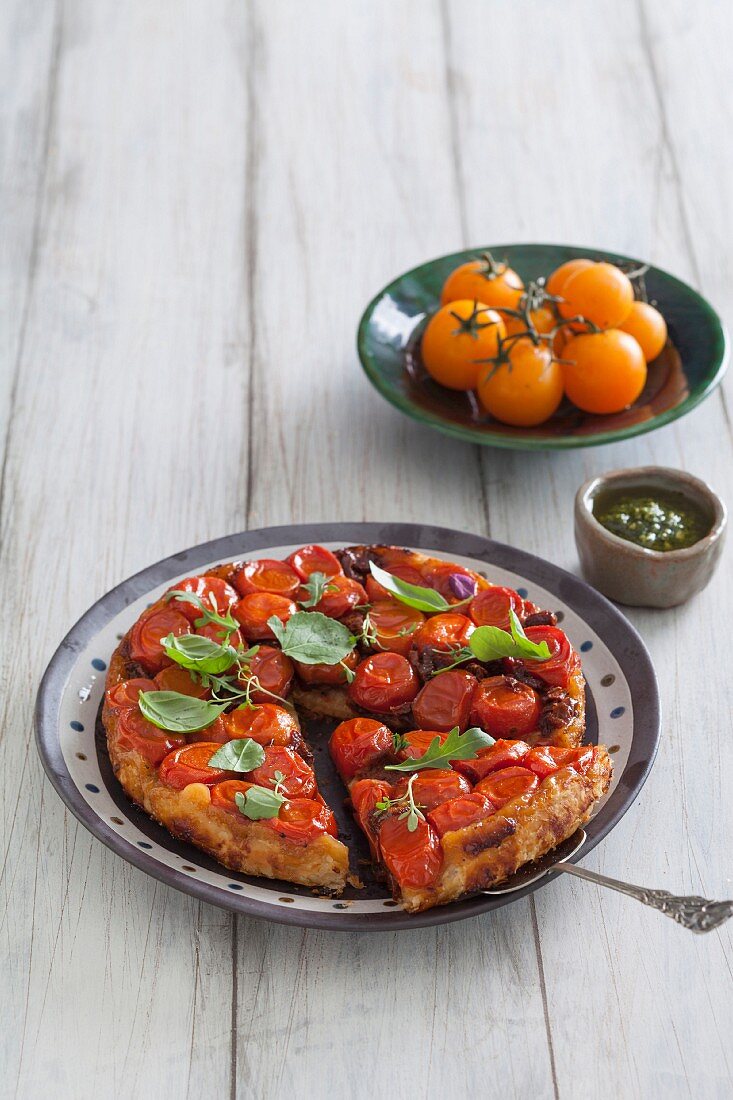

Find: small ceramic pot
[574,466,727,608]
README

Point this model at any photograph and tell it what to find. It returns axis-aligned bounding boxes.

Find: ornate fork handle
[558,864,733,933]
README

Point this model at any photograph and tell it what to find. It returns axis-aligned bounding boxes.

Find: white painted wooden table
[2,2,732,1097]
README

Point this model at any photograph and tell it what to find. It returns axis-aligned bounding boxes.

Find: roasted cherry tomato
[367,601,425,656]
[153,664,210,697]
[201,716,233,744]
[618,301,667,362]
[247,745,316,799]
[469,676,541,738]
[394,729,447,762]
[477,337,563,427]
[233,592,297,640]
[233,558,301,599]
[211,779,253,814]
[270,799,338,842]
[347,652,419,713]
[558,261,634,329]
[158,741,231,789]
[411,670,478,733]
[427,792,494,837]
[222,703,299,747]
[452,737,530,784]
[286,544,343,581]
[525,744,594,779]
[196,621,246,649]
[440,255,524,312]
[238,645,294,702]
[116,708,186,766]
[421,300,505,391]
[378,816,443,889]
[521,625,579,689]
[421,561,484,602]
[167,575,238,623]
[469,585,523,629]
[329,718,394,781]
[545,258,593,299]
[129,606,190,674]
[475,766,539,809]
[350,778,393,853]
[562,329,646,414]
[412,613,474,655]
[392,769,471,811]
[308,575,367,619]
[294,649,359,686]
[365,563,424,602]
[105,677,155,710]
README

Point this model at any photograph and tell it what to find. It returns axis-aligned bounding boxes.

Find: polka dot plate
[35,523,660,930]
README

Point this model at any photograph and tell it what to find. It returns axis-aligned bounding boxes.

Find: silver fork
[483,830,733,933]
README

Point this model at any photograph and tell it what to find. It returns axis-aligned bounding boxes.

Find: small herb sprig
[165,588,241,636]
[298,571,338,609]
[385,725,494,773]
[375,773,425,832]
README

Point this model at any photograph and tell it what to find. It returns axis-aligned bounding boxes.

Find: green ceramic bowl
[357,243,729,450]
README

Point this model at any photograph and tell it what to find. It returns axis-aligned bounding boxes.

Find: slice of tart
[330,720,612,912]
[101,543,604,905]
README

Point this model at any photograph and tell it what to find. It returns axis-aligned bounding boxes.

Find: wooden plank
[0,2,252,1095]
[0,0,58,498]
[444,1,733,1097]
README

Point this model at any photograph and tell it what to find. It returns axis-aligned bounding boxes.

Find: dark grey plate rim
[35,522,660,931]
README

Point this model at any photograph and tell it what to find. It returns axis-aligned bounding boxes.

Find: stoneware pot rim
[575,464,727,562]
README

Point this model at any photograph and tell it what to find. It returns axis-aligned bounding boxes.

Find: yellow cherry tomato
[618,301,668,362]
[545,258,593,299]
[421,300,506,391]
[558,262,634,329]
[441,254,524,312]
[562,330,646,414]
[477,337,564,427]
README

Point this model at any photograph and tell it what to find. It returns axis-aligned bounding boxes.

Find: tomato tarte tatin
[103,544,610,910]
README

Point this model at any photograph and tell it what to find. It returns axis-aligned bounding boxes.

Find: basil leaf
[368,562,452,613]
[208,737,265,772]
[385,726,494,772]
[162,632,240,675]
[234,785,285,821]
[469,610,551,662]
[138,690,229,733]
[268,611,354,666]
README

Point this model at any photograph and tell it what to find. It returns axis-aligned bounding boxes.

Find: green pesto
[593,488,711,552]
